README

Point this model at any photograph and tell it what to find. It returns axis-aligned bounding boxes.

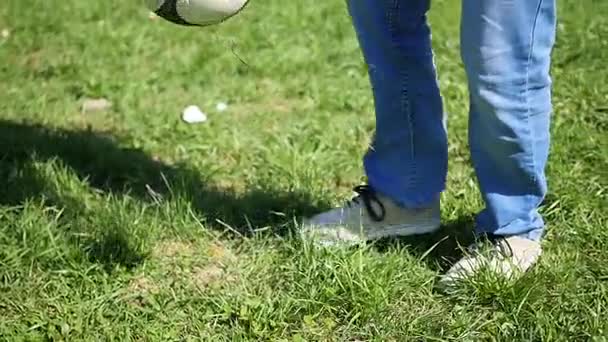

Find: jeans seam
[388,0,416,190]
[524,0,545,187]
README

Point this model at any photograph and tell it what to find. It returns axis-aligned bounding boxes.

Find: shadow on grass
[0,120,328,270]
[372,215,477,272]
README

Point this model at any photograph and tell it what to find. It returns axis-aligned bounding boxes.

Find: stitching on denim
[524,0,545,186]
[388,0,416,189]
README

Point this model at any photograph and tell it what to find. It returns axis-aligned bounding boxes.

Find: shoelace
[347,185,386,222]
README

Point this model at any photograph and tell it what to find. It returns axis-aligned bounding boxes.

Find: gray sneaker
[440,235,542,287]
[301,185,441,246]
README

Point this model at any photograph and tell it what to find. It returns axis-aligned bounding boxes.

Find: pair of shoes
[301,186,542,283]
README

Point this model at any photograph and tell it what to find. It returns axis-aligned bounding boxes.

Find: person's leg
[440,0,556,286]
[350,0,448,208]
[301,0,447,244]
[461,0,556,241]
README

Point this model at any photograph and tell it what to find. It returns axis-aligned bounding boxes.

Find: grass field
[1,0,607,340]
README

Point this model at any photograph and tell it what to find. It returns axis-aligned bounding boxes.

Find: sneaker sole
[367,221,441,240]
[305,220,441,247]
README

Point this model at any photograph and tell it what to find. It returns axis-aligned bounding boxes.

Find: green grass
[1,0,607,340]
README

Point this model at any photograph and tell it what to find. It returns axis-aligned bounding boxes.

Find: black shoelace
[348,185,386,222]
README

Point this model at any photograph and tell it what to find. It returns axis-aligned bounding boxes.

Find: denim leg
[347,0,447,208]
[461,0,557,241]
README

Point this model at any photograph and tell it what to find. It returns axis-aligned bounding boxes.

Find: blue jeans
[348,0,556,241]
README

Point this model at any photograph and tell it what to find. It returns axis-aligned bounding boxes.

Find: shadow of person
[0,120,329,270]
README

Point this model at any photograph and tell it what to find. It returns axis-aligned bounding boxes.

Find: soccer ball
[147,0,249,26]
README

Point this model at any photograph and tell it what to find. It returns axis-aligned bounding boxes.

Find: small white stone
[81,98,112,113]
[182,105,207,124]
[216,102,228,112]
[1,29,10,39]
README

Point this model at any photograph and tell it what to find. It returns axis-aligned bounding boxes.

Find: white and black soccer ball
[146,0,249,26]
